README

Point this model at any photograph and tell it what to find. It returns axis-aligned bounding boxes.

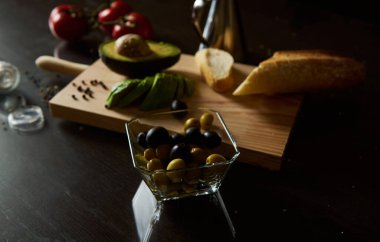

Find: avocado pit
[115,34,152,57]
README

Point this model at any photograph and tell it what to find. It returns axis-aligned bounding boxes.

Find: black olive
[146,126,170,148]
[137,131,148,147]
[185,127,203,145]
[170,99,188,119]
[170,143,192,163]
[170,132,185,144]
[203,131,221,148]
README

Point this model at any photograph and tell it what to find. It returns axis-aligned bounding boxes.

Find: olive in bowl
[125,108,240,201]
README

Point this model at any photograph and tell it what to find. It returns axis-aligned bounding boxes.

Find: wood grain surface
[49,54,303,170]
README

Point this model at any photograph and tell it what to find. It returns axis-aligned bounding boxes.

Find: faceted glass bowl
[126,108,240,201]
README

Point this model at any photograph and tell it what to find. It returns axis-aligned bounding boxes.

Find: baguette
[233,50,366,96]
[195,48,235,92]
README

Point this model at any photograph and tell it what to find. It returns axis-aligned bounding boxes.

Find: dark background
[1,0,379,241]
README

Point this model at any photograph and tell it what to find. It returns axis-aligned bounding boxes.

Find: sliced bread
[233,50,366,96]
[195,48,235,92]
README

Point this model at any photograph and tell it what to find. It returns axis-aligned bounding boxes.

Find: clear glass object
[7,105,44,132]
[0,61,44,133]
[0,61,20,94]
[0,94,26,113]
[126,108,240,242]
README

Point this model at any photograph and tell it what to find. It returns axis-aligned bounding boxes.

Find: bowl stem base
[132,181,236,242]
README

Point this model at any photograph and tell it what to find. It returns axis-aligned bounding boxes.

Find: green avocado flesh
[105,72,195,110]
[99,40,181,77]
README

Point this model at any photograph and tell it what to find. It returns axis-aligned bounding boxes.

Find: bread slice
[195,48,235,92]
[233,50,366,96]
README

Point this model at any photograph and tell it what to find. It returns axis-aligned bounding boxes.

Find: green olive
[135,154,148,166]
[190,147,208,164]
[167,158,186,170]
[147,158,163,171]
[182,183,197,193]
[144,148,156,161]
[184,162,201,184]
[200,112,214,130]
[156,143,172,161]
[184,117,201,131]
[165,183,181,195]
[166,158,186,183]
[205,153,226,164]
[204,154,227,179]
[152,170,170,192]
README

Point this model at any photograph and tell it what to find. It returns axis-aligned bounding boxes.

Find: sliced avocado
[99,40,181,77]
[117,76,154,108]
[183,76,195,96]
[175,75,185,100]
[140,73,178,110]
[105,79,140,108]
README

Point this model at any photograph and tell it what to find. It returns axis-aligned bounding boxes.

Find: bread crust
[233,50,365,95]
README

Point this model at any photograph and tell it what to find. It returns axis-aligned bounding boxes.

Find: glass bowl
[125,108,240,201]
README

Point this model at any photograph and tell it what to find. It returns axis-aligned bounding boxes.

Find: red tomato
[110,0,133,15]
[97,8,122,35]
[112,12,153,39]
[97,1,133,35]
[49,4,88,41]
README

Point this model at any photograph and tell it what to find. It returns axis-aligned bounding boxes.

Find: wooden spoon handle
[35,55,89,76]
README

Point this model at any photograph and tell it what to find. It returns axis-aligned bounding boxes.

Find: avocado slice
[175,75,185,100]
[117,76,154,108]
[99,40,181,77]
[105,79,140,108]
[140,73,178,111]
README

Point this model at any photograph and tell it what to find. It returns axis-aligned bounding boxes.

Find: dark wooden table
[1,0,379,241]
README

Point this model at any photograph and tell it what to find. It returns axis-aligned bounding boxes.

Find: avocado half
[99,40,181,77]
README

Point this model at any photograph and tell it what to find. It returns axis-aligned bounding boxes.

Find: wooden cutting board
[49,54,303,170]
